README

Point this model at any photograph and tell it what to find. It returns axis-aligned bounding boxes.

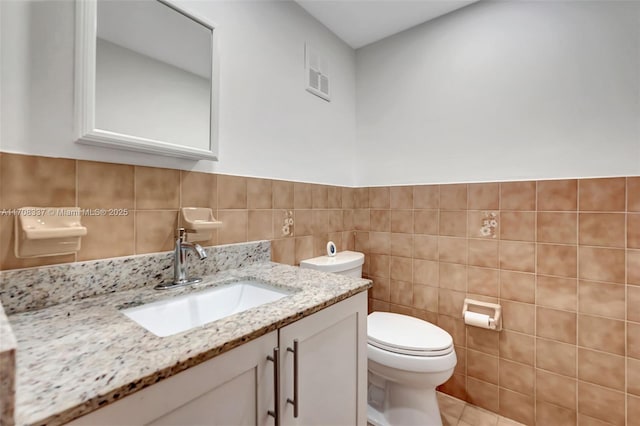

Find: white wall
[355,1,640,186]
[0,0,357,186]
[3,1,639,188]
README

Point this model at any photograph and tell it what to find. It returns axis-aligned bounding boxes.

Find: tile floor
[367,391,525,426]
[438,392,524,426]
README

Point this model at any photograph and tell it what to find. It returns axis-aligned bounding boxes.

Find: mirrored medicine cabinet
[74,0,219,160]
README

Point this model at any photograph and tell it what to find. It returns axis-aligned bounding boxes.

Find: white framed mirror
[74,0,219,161]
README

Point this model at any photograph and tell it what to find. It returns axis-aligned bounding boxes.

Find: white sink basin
[121,280,292,337]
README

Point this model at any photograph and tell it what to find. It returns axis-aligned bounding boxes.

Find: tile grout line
[575,179,580,423]
[495,183,503,419]
[532,180,538,425]
[244,178,248,241]
[133,166,137,255]
[625,176,628,426]
[463,184,469,408]
[74,160,79,263]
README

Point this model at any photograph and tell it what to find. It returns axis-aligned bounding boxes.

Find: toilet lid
[299,251,364,273]
[367,312,453,356]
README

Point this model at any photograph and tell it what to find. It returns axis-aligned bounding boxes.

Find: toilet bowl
[299,250,455,425]
[367,312,456,426]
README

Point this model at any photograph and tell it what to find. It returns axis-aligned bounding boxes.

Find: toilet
[300,250,456,426]
[367,312,456,426]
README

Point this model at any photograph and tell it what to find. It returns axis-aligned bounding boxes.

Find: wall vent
[305,43,330,102]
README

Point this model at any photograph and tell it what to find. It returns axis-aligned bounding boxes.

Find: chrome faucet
[155,228,207,290]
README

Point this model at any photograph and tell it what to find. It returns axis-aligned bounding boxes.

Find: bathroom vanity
[0,241,371,426]
[69,293,365,426]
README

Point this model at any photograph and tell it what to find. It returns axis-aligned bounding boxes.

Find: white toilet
[367,312,456,426]
[300,250,456,426]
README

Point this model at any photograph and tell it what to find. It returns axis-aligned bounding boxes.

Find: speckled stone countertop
[0,302,17,424]
[8,262,371,426]
[0,241,271,315]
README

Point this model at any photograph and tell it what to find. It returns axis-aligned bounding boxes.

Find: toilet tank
[299,251,365,278]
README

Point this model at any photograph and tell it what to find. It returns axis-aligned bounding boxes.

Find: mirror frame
[74,0,219,161]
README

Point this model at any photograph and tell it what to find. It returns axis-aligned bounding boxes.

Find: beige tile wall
[0,152,354,270]
[1,152,639,425]
[356,179,640,426]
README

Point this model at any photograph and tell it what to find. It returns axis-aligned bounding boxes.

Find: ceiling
[295,0,477,49]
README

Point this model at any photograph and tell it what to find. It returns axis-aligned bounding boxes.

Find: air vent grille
[305,43,330,101]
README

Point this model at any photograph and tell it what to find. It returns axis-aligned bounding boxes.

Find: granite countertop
[7,262,371,426]
[0,303,17,423]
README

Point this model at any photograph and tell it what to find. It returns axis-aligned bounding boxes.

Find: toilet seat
[368,312,453,357]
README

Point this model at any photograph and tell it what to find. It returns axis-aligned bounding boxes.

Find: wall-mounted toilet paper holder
[462,298,502,331]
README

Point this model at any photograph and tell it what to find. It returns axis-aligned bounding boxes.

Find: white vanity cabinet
[68,292,367,426]
[69,331,278,426]
[279,291,367,426]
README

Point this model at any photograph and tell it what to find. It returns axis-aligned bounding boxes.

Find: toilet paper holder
[462,298,502,331]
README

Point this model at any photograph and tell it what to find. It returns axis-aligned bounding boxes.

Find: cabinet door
[279,292,367,426]
[69,331,278,426]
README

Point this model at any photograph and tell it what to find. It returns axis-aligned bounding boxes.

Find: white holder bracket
[462,298,502,331]
[14,207,88,258]
[181,207,222,242]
